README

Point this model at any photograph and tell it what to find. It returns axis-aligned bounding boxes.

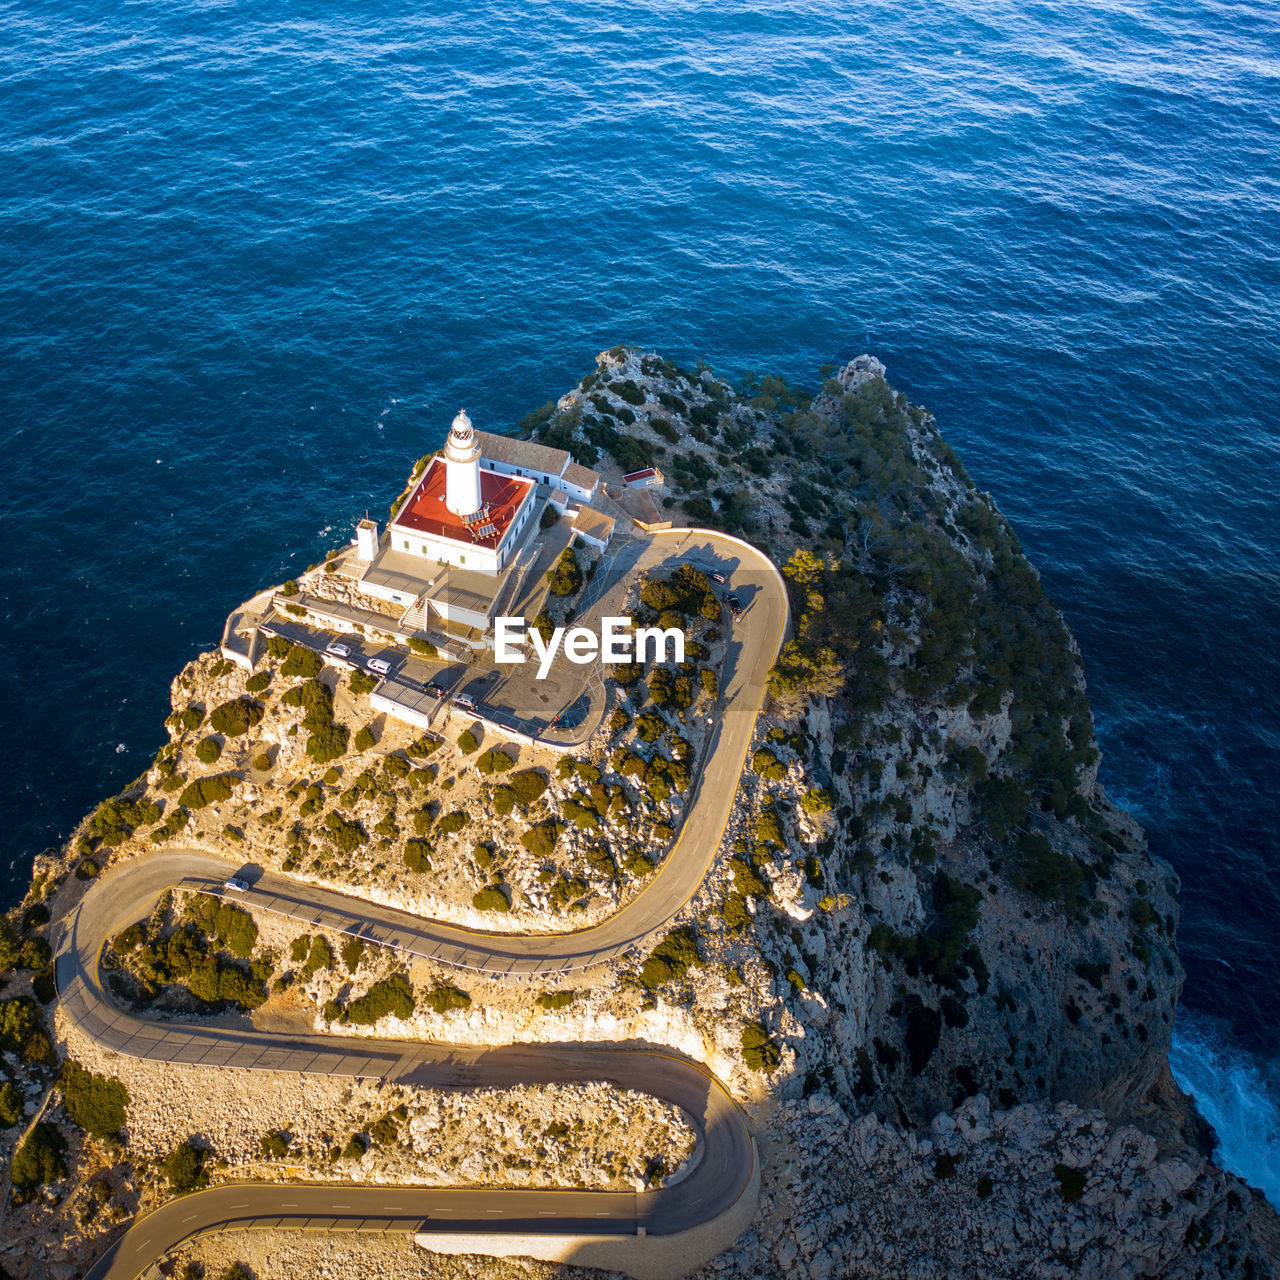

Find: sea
[1,0,1277,1205]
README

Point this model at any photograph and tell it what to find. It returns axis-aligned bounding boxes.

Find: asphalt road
[61,528,788,1279]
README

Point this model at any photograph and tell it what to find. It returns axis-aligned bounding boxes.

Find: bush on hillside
[639,926,701,990]
[166,1139,206,1193]
[547,547,583,598]
[425,984,471,1014]
[345,974,415,1026]
[11,1123,67,1193]
[210,697,265,738]
[179,774,237,810]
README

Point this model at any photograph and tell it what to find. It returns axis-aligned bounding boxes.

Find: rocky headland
[0,347,1275,1280]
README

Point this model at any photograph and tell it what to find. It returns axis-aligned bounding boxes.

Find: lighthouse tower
[443,408,483,517]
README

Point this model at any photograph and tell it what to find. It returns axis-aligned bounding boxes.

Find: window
[403,539,410,550]
[459,554,466,565]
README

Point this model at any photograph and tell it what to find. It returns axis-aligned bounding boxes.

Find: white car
[367,657,391,676]
[223,877,250,893]
[452,692,478,712]
[324,641,352,659]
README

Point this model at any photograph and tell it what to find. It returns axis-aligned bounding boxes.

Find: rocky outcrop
[2,344,1274,1280]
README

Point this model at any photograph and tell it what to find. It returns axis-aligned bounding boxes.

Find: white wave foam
[1170,1008,1280,1209]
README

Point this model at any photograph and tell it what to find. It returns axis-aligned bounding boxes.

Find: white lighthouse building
[443,408,483,517]
[354,406,608,639]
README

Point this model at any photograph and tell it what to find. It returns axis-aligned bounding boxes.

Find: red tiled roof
[391,459,532,545]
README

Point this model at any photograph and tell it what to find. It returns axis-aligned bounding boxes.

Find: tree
[11,1123,67,1192]
[547,548,583,597]
[345,975,415,1025]
[473,885,511,912]
[740,1022,781,1072]
[60,1060,129,1139]
[800,787,833,816]
[166,1139,206,1193]
[209,697,264,738]
[639,927,701,990]
[0,1081,22,1127]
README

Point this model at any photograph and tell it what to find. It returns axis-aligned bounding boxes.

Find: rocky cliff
[0,347,1275,1280]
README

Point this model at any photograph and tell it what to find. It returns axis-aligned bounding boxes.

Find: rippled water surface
[2,0,1277,1202]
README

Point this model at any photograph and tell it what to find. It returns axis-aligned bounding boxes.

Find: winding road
[56,530,789,1280]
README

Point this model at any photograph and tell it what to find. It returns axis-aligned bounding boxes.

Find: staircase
[398,592,432,632]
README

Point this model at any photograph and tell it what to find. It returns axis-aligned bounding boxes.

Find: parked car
[423,680,446,699]
[709,570,727,584]
[324,641,352,659]
[223,877,250,894]
[726,592,743,617]
[452,692,478,712]
[366,657,391,675]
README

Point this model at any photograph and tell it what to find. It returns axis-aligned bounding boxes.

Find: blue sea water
[2,0,1277,1203]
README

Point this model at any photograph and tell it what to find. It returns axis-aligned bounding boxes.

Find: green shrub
[252,750,273,771]
[166,1139,206,1193]
[751,748,787,781]
[521,820,562,859]
[536,990,577,1011]
[741,1022,781,1072]
[755,808,784,845]
[345,974,415,1025]
[341,1133,368,1160]
[639,926,701,990]
[613,378,646,406]
[60,1060,129,1139]
[349,670,378,696]
[457,729,480,755]
[260,1130,290,1158]
[635,711,665,743]
[0,996,52,1064]
[279,643,322,679]
[408,636,438,656]
[179,774,237,810]
[186,893,260,957]
[306,720,350,764]
[438,810,469,836]
[473,885,511,912]
[11,1123,67,1193]
[245,669,271,694]
[476,747,516,775]
[90,794,163,846]
[800,787,833,816]
[210,697,264,738]
[323,811,366,853]
[547,547,583,597]
[354,725,376,752]
[426,984,471,1014]
[76,856,100,880]
[0,1080,21,1128]
[196,737,223,764]
[179,705,205,732]
[303,936,333,976]
[341,937,365,972]
[509,769,548,805]
[404,839,433,873]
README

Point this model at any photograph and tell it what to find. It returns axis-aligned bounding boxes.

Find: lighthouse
[443,407,483,517]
